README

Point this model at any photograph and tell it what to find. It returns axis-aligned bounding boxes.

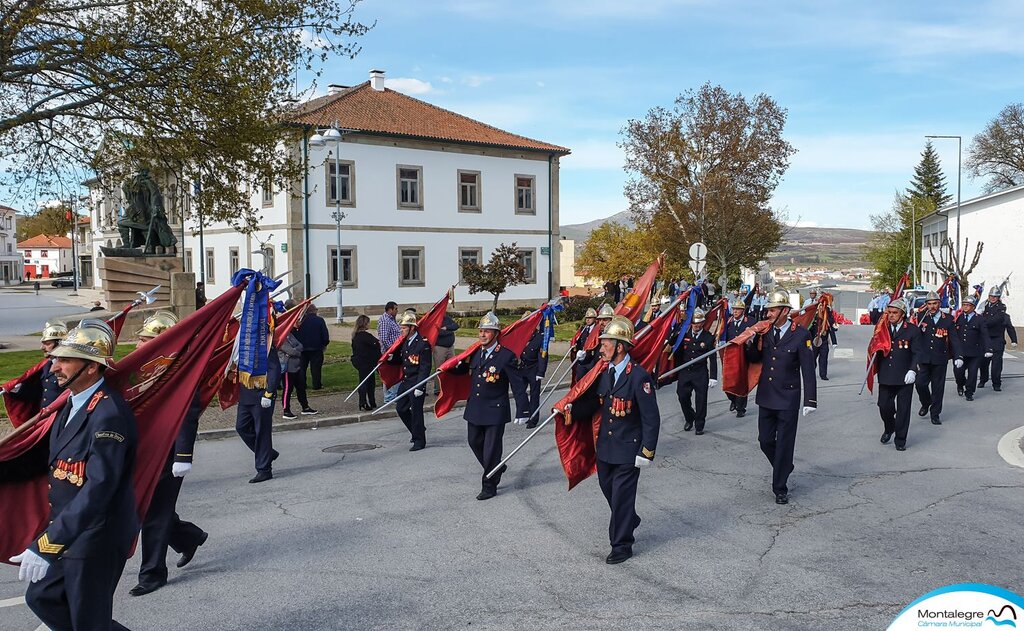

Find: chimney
[369,69,385,91]
[327,84,348,96]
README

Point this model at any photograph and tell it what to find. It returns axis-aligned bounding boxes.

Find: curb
[996,425,1024,469]
[197,376,574,441]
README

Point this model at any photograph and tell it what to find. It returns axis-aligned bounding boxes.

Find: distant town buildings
[17,234,73,280]
[0,205,23,284]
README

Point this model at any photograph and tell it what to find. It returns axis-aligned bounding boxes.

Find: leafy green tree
[907,141,951,209]
[1,0,371,232]
[17,206,71,241]
[620,83,792,285]
[461,243,528,312]
[864,193,932,290]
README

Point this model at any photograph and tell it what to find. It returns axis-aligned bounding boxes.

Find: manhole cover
[322,443,380,454]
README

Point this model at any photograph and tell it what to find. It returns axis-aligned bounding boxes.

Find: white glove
[535,375,543,381]
[10,549,49,583]
[634,455,653,468]
[984,352,993,358]
[904,370,916,385]
[708,379,718,388]
[10,383,21,394]
[575,350,586,361]
[1013,342,1018,348]
[171,462,192,478]
[513,417,529,425]
[954,359,964,369]
[413,389,424,398]
[802,406,816,417]
[260,397,272,409]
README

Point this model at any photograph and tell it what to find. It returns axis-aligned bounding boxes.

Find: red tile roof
[17,234,72,249]
[289,82,570,155]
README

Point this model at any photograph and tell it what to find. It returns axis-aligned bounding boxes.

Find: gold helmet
[49,319,115,365]
[596,304,615,320]
[478,311,501,331]
[41,321,68,343]
[397,312,418,327]
[137,310,178,338]
[691,308,706,324]
[765,289,792,309]
[599,315,635,345]
[583,307,598,319]
[521,310,534,320]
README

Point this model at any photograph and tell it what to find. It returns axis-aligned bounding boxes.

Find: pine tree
[907,141,952,209]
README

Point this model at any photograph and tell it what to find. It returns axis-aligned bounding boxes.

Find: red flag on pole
[377,291,452,389]
[615,254,663,323]
[865,319,892,394]
[553,359,607,490]
[1,359,50,428]
[434,306,546,418]
[720,319,772,397]
[629,306,677,375]
[0,283,243,563]
[892,267,910,300]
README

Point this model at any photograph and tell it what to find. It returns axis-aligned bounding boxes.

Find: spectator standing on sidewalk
[351,315,381,411]
[378,301,402,403]
[432,314,460,395]
[296,303,330,390]
[279,301,317,420]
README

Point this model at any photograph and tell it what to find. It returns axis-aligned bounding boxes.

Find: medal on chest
[482,365,499,383]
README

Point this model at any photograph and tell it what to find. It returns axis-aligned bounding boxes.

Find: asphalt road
[2,324,1023,630]
[0,287,92,336]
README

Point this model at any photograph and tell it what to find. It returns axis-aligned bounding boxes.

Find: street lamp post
[925,134,962,265]
[310,124,345,323]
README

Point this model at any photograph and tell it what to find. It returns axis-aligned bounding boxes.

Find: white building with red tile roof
[85,70,570,316]
[17,233,73,280]
[0,205,23,284]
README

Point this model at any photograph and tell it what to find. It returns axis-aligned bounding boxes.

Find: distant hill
[559,215,874,269]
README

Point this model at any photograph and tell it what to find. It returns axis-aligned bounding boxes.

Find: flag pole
[0,398,67,450]
[486,411,558,479]
[344,365,380,402]
[518,355,578,426]
[369,370,441,415]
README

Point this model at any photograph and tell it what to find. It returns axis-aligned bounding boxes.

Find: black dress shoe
[525,419,538,429]
[994,384,1002,392]
[880,432,893,444]
[271,449,280,463]
[979,381,987,388]
[965,394,974,401]
[895,444,907,451]
[736,409,746,418]
[821,376,829,381]
[918,405,929,417]
[684,421,693,431]
[957,386,964,397]
[775,493,789,505]
[249,470,273,484]
[605,549,632,564]
[633,515,641,530]
[176,531,209,568]
[409,442,425,452]
[129,580,166,597]
[931,417,942,425]
[695,429,705,435]
[729,402,736,412]
[476,488,496,501]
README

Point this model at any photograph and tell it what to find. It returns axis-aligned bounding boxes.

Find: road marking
[0,596,25,608]
[997,426,1024,469]
[35,625,47,631]
[834,348,854,359]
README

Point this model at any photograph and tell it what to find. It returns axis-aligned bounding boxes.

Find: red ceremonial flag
[377,291,451,389]
[1,359,50,428]
[553,359,607,490]
[108,302,137,342]
[0,283,243,564]
[720,319,772,397]
[892,268,910,300]
[630,306,677,375]
[865,318,892,394]
[615,254,663,323]
[789,300,819,331]
[703,297,728,340]
[434,306,546,418]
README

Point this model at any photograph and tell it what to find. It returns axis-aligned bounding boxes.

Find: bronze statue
[118,169,178,255]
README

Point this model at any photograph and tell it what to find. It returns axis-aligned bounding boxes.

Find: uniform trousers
[26,553,131,631]
[513,366,542,419]
[814,343,830,378]
[979,350,1004,387]
[139,455,206,585]
[300,350,324,390]
[953,356,981,396]
[915,362,948,420]
[596,460,641,552]
[396,384,426,446]
[727,392,748,413]
[878,383,913,447]
[757,407,799,495]
[467,422,506,492]
[676,369,709,431]
[236,403,275,472]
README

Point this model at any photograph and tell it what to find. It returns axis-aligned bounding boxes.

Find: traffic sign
[688,242,707,261]
[688,260,704,274]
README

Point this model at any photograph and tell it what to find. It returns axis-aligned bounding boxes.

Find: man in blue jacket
[295,304,330,390]
[745,289,817,505]
[915,291,956,425]
[513,310,549,428]
[236,340,282,484]
[11,319,137,631]
[952,296,993,401]
[873,299,924,451]
[594,315,660,564]
[386,312,432,451]
[979,286,1018,391]
[449,312,527,500]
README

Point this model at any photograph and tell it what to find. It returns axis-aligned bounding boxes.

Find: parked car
[50,277,78,288]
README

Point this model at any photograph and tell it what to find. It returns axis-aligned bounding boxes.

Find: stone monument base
[98,256,198,336]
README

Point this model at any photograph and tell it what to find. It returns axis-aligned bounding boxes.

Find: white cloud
[384,77,435,95]
[440,76,453,84]
[463,75,492,88]
[787,132,927,175]
[296,29,329,50]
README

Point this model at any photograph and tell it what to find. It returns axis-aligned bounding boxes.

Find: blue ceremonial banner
[540,303,564,359]
[233,268,283,389]
[672,286,700,353]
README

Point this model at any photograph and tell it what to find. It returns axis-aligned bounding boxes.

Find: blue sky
[313,0,1024,229]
